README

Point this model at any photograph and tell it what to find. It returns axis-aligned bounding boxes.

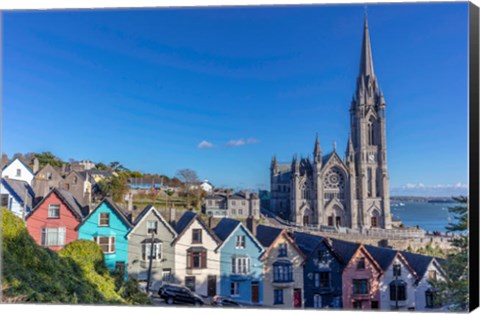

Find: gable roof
[78,198,132,229]
[364,244,399,271]
[126,205,177,239]
[2,157,34,175]
[213,218,264,253]
[401,251,436,280]
[1,178,35,211]
[26,188,86,220]
[35,163,62,178]
[256,224,283,248]
[172,211,221,245]
[292,231,344,264]
[330,238,361,264]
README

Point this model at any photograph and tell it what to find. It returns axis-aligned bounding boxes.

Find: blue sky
[2,3,469,194]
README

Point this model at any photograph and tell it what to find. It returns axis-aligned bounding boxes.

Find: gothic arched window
[368,116,375,145]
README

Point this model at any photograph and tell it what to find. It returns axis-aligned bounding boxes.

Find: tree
[431,196,468,311]
[34,152,64,168]
[176,169,199,187]
[97,174,129,203]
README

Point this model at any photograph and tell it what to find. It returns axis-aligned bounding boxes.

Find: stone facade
[204,191,260,219]
[270,17,392,230]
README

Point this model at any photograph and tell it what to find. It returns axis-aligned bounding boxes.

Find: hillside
[1,208,147,304]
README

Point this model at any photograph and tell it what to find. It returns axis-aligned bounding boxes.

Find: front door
[293,289,302,308]
[207,275,217,297]
[371,216,378,227]
[336,216,341,227]
[251,281,259,303]
[303,215,309,225]
[328,216,334,226]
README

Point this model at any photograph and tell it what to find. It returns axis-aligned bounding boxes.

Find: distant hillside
[1,208,147,304]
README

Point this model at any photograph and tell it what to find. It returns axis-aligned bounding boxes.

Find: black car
[212,295,242,307]
[158,283,204,306]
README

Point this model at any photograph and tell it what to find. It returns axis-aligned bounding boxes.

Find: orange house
[332,239,383,310]
[26,188,87,251]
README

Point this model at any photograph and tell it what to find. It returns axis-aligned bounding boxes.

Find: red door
[293,289,302,308]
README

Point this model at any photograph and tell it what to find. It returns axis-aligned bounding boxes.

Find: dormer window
[47,172,52,180]
[393,264,401,276]
[428,270,437,281]
[147,220,158,234]
[48,204,60,218]
[16,169,21,177]
[192,229,202,244]
[73,176,78,184]
[236,235,246,249]
[278,243,288,257]
[356,257,365,270]
[99,213,110,226]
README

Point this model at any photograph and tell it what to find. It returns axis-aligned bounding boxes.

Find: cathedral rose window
[324,168,345,189]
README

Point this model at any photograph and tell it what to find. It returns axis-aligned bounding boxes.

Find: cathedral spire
[359,13,375,79]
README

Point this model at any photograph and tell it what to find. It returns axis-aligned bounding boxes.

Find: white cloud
[391,182,468,197]
[226,137,260,147]
[197,140,214,149]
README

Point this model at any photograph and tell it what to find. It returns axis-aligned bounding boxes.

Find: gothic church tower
[349,15,392,229]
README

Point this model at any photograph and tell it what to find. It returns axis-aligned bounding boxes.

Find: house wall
[263,235,304,308]
[78,202,130,274]
[218,225,263,304]
[61,172,91,207]
[379,256,416,310]
[127,210,176,291]
[303,241,343,309]
[1,184,25,218]
[173,218,221,296]
[33,165,64,198]
[26,192,81,251]
[342,248,381,310]
[2,159,34,185]
[415,260,446,311]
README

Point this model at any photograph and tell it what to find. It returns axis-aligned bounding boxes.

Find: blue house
[293,231,344,309]
[78,198,133,278]
[212,218,264,305]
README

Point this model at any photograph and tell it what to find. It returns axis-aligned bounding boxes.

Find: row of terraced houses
[2,157,446,311]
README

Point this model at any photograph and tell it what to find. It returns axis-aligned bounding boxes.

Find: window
[187,248,207,269]
[73,176,78,184]
[16,169,21,177]
[1,194,9,207]
[425,290,440,308]
[353,279,369,295]
[278,243,288,257]
[47,172,52,180]
[393,264,401,277]
[371,216,378,227]
[389,281,407,301]
[318,250,328,263]
[238,208,243,215]
[314,294,322,308]
[328,216,334,226]
[357,257,366,270]
[162,269,172,282]
[274,289,284,305]
[428,270,437,281]
[142,242,162,260]
[273,262,293,282]
[231,257,250,274]
[236,235,246,249]
[242,201,245,205]
[230,282,240,296]
[208,200,212,206]
[41,228,66,247]
[314,271,331,288]
[192,229,202,243]
[371,301,379,309]
[353,301,362,309]
[232,201,236,205]
[232,208,236,215]
[185,276,196,291]
[95,236,116,254]
[48,204,60,218]
[147,220,158,234]
[99,213,110,226]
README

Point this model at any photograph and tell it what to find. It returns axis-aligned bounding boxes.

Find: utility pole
[146,229,156,294]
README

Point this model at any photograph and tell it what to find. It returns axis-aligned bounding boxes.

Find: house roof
[127,205,177,239]
[292,231,325,256]
[330,238,361,264]
[401,251,435,280]
[78,198,132,229]
[35,163,62,178]
[2,157,34,175]
[364,244,399,271]
[172,211,221,245]
[255,224,283,248]
[212,218,241,241]
[1,178,35,210]
[26,188,86,220]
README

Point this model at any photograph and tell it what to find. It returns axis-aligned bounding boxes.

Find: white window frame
[95,236,116,254]
[48,204,60,218]
[231,256,250,274]
[16,169,21,177]
[41,227,66,247]
[236,235,246,249]
[314,294,322,308]
[146,220,158,234]
[98,213,110,226]
[143,242,162,261]
[230,282,240,296]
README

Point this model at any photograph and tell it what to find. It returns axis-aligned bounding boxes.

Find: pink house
[332,239,383,310]
[26,188,87,251]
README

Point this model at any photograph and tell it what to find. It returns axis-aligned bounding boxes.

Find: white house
[2,158,34,185]
[1,177,35,218]
[172,211,221,297]
[200,180,214,193]
[402,251,447,311]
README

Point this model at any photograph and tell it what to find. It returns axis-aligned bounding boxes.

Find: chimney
[208,215,214,229]
[33,158,39,173]
[127,192,133,212]
[169,206,176,227]
[61,163,66,175]
[246,215,257,236]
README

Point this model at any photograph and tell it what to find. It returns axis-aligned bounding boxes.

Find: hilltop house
[204,191,260,219]
[1,178,36,218]
[126,205,177,291]
[26,188,86,251]
[172,211,221,297]
[2,158,34,185]
[293,231,344,309]
[32,164,64,198]
[78,198,133,278]
[212,218,264,305]
[60,170,93,208]
[256,225,305,308]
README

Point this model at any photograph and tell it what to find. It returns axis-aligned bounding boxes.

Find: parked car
[158,283,204,306]
[212,295,242,307]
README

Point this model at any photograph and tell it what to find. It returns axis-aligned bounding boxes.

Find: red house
[26,188,87,251]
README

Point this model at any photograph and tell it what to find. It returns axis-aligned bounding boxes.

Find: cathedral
[270,17,392,230]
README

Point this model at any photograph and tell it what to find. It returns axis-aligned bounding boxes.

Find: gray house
[126,205,177,291]
[204,191,260,219]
